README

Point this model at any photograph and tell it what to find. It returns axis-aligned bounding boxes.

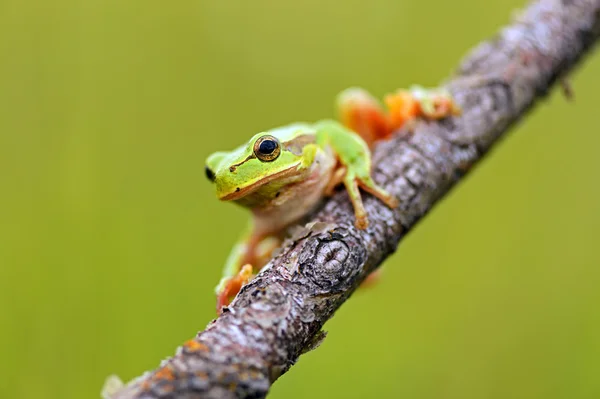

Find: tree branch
[106,0,600,397]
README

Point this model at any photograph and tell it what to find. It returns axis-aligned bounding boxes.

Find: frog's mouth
[219,163,301,201]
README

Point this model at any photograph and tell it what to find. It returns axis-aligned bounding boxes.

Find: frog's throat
[219,163,302,201]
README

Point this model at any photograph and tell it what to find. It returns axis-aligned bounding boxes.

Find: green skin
[206,118,397,295]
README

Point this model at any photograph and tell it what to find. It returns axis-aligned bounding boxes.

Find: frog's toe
[378,189,399,208]
[355,214,369,230]
[382,194,399,209]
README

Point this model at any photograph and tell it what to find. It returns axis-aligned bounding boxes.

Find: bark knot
[296,229,364,293]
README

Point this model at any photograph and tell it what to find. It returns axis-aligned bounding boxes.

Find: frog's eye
[253,135,281,162]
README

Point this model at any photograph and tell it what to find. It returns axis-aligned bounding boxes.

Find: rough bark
[107,0,600,397]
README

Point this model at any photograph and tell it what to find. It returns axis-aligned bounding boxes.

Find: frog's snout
[205,165,216,182]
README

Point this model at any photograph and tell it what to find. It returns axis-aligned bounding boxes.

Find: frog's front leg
[215,229,281,312]
[342,168,399,229]
[316,120,399,229]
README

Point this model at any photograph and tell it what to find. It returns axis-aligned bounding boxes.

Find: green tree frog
[205,86,460,311]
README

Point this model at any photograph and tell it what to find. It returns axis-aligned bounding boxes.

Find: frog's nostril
[205,166,216,182]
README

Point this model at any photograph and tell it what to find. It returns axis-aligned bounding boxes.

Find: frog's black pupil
[259,139,277,155]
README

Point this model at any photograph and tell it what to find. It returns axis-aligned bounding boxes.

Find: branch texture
[108,0,600,397]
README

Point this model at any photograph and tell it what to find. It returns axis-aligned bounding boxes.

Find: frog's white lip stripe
[219,163,301,201]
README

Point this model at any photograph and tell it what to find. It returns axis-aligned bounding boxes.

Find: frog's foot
[384,85,462,130]
[343,171,398,230]
[215,264,253,313]
[337,87,392,147]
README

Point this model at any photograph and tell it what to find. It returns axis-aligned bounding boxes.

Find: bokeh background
[2,0,600,398]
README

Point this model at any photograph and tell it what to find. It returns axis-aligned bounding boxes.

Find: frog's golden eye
[253,135,281,162]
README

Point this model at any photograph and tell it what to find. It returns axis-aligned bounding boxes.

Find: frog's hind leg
[337,86,461,146]
[337,88,392,147]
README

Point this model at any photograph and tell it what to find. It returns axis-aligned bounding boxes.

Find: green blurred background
[1,0,600,398]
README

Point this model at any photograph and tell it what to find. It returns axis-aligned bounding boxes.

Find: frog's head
[205,125,316,205]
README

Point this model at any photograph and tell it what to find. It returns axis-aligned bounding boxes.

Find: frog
[205,86,461,312]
